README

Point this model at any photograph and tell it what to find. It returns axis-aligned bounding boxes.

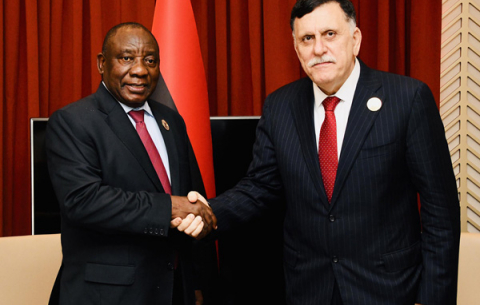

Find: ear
[97,53,106,75]
[352,27,362,56]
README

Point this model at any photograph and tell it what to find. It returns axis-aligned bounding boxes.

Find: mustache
[308,56,336,67]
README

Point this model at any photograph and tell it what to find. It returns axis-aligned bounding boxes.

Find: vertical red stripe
[151,0,216,199]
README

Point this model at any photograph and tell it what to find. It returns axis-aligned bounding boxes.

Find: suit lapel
[95,84,165,192]
[330,62,384,206]
[291,78,330,207]
[149,101,180,195]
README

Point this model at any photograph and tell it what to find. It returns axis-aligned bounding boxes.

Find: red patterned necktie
[129,110,171,194]
[319,96,341,203]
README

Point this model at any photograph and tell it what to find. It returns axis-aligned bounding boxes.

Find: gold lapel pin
[367,97,382,112]
[162,120,170,131]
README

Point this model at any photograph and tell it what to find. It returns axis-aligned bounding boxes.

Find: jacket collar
[291,60,384,209]
[94,83,172,193]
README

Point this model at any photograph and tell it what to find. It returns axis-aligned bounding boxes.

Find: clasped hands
[170,191,217,239]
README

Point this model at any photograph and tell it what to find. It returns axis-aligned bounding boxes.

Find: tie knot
[129,110,145,123]
[323,96,340,111]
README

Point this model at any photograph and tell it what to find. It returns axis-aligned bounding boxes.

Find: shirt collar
[118,100,153,117]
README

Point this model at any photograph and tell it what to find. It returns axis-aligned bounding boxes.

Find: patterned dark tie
[319,96,340,203]
[129,110,171,194]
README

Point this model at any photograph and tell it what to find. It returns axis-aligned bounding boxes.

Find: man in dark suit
[46,22,216,305]
[187,0,460,304]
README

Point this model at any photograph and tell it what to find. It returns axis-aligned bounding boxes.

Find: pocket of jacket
[381,241,422,273]
[358,141,399,160]
[85,263,135,285]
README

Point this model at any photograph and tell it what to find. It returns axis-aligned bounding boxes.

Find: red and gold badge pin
[162,120,170,131]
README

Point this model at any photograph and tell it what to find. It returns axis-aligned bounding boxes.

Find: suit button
[160,229,165,236]
[154,228,159,235]
[144,228,148,234]
[332,256,339,263]
[167,263,174,270]
[149,227,153,234]
[329,215,336,222]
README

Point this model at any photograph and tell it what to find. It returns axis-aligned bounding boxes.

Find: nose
[313,36,326,56]
[129,58,148,77]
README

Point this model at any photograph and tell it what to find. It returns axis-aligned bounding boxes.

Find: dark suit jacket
[210,61,460,305]
[46,84,205,305]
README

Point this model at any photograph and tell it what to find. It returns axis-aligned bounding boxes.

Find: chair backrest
[0,234,61,305]
[0,232,478,304]
[457,232,480,304]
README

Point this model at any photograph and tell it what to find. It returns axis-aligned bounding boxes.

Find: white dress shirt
[314,58,361,160]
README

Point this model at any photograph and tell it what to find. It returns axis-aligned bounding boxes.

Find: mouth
[311,62,333,68]
[124,83,148,93]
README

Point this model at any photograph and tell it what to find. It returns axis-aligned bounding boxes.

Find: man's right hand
[171,192,217,239]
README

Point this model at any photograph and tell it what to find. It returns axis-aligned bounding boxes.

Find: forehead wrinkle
[295,16,330,35]
[116,43,158,55]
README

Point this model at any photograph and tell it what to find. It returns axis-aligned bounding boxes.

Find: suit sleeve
[46,108,173,237]
[405,83,461,304]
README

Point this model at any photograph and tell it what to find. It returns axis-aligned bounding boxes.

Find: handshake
[170,191,217,240]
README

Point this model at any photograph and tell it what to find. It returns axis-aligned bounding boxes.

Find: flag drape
[151,0,215,199]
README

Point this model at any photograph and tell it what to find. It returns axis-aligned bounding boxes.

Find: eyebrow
[118,48,158,55]
[119,48,135,53]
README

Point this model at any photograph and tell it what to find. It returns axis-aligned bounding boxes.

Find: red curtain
[0,0,441,237]
[192,0,441,116]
